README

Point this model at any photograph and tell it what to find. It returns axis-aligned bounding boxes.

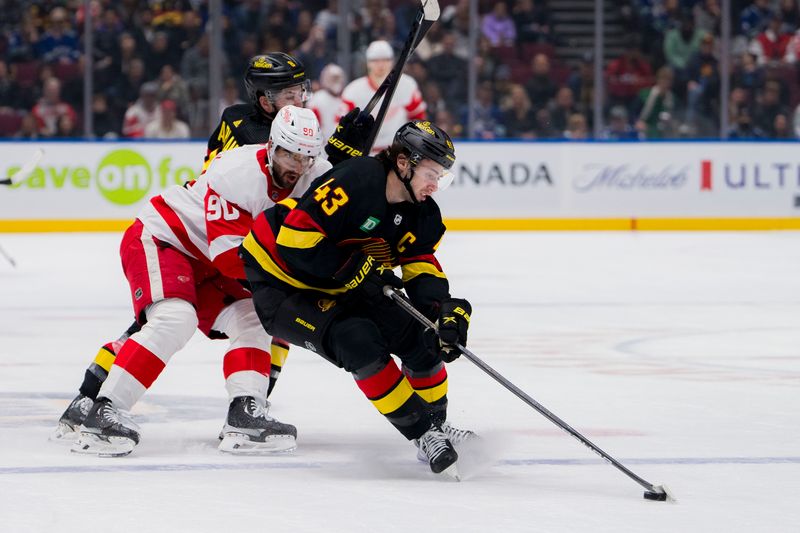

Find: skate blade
[439,462,461,482]
[49,423,80,444]
[71,432,136,457]
[218,433,297,455]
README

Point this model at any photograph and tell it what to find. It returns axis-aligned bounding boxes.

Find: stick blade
[644,484,677,503]
[8,147,45,185]
[421,0,440,21]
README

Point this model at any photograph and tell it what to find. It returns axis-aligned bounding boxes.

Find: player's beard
[273,161,301,189]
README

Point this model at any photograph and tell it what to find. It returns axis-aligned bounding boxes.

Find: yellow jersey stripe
[94,347,116,372]
[370,377,415,414]
[242,233,346,295]
[401,261,447,282]
[276,226,325,249]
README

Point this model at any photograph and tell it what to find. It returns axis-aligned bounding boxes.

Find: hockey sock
[267,338,290,398]
[402,362,448,425]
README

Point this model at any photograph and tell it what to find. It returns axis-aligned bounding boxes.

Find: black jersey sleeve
[398,199,450,319]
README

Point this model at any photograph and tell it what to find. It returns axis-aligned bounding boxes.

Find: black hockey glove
[325,107,376,166]
[333,252,403,304]
[437,298,472,362]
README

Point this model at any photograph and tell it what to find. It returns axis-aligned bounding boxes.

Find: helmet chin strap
[392,161,419,205]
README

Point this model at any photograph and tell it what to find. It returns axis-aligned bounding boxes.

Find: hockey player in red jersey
[240,120,475,479]
[54,52,375,444]
[340,40,427,154]
[69,106,330,457]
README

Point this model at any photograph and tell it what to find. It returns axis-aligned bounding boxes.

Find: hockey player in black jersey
[53,52,374,444]
[202,52,311,171]
[240,120,476,479]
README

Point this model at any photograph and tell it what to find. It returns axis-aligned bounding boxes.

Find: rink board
[1,140,799,231]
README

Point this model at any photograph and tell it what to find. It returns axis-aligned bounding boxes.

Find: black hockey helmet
[394,120,456,170]
[244,52,310,106]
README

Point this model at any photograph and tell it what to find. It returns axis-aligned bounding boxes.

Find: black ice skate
[415,425,460,480]
[417,421,478,462]
[51,394,94,442]
[71,398,140,457]
[218,396,297,454]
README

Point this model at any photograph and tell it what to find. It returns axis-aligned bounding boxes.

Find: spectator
[740,0,774,38]
[434,108,463,138]
[155,64,190,117]
[636,66,677,139]
[91,93,119,139]
[663,15,707,74]
[32,77,77,137]
[314,0,339,35]
[601,105,640,140]
[533,106,559,138]
[146,31,180,80]
[685,33,720,129]
[773,112,793,138]
[181,33,228,97]
[694,0,722,34]
[307,63,346,141]
[122,81,161,138]
[525,53,558,109]
[512,0,552,44]
[426,31,469,111]
[55,113,79,138]
[295,25,338,81]
[144,99,190,139]
[0,60,20,111]
[731,52,765,101]
[779,0,800,33]
[568,53,595,115]
[481,2,516,48]
[564,112,589,140]
[110,57,147,114]
[728,105,766,138]
[749,14,791,65]
[606,41,655,110]
[502,84,536,138]
[35,6,81,64]
[754,79,790,135]
[13,112,40,140]
[462,80,505,139]
[217,77,245,119]
[547,86,578,133]
[422,81,448,117]
[341,39,426,153]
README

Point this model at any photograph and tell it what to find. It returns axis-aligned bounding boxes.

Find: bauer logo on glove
[436,298,472,362]
[325,108,376,165]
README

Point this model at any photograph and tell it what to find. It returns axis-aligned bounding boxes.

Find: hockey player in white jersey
[308,63,347,143]
[72,106,331,457]
[341,40,426,154]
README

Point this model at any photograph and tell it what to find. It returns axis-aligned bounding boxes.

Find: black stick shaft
[384,287,660,493]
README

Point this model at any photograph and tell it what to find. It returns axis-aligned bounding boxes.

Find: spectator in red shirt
[606,40,654,109]
[750,14,791,65]
[32,77,77,137]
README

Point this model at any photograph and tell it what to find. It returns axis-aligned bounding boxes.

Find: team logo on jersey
[394,214,403,225]
[134,288,143,300]
[359,216,380,232]
[317,298,336,312]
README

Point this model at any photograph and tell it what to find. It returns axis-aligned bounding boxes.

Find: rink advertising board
[1,140,799,231]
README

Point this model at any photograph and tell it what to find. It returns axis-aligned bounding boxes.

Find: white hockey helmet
[268,105,324,176]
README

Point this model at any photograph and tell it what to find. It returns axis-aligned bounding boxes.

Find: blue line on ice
[2,456,799,475]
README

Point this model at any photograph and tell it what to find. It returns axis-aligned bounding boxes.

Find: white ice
[0,231,798,533]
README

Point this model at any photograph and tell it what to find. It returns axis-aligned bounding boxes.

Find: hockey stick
[1,147,44,186]
[0,243,16,267]
[362,0,440,152]
[383,286,677,502]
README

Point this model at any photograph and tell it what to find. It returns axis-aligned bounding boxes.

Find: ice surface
[1,232,798,532]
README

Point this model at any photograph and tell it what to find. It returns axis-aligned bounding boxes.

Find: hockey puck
[643,490,667,501]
